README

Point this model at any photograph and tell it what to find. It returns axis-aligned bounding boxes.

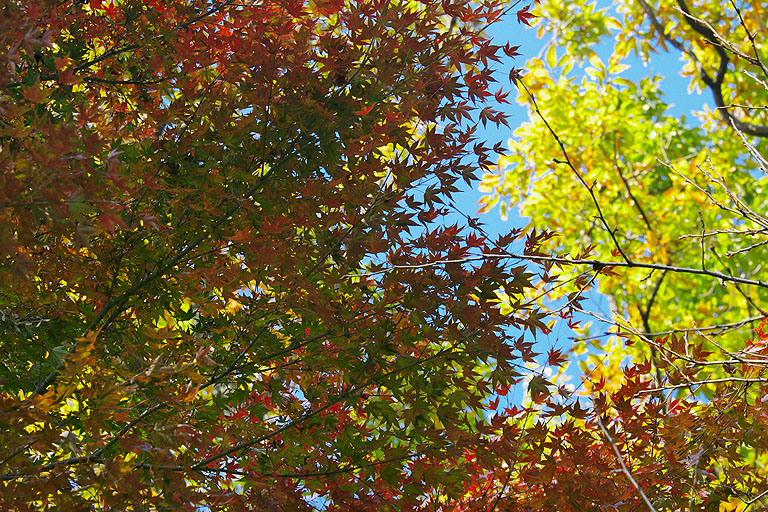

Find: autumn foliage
[6,0,768,509]
[0,0,549,510]
[479,0,768,510]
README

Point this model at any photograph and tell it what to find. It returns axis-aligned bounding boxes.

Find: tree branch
[594,410,659,512]
[347,252,768,290]
[635,0,768,137]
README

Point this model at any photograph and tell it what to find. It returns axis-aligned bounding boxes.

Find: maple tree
[475,0,768,510]
[10,0,768,509]
[0,0,546,510]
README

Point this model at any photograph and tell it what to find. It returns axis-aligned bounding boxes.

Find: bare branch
[639,376,768,393]
[347,252,768,290]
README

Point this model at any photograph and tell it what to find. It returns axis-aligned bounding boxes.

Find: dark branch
[635,0,768,138]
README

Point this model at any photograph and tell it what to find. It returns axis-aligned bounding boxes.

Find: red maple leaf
[516,5,535,26]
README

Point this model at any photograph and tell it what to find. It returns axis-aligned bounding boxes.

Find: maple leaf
[528,374,552,402]
[508,67,523,85]
[354,104,375,116]
[546,347,568,367]
[516,6,536,26]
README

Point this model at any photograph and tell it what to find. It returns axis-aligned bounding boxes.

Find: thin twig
[594,410,659,512]
[520,82,632,263]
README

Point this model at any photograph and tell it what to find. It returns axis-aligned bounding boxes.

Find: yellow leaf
[587,51,605,71]
[609,63,630,74]
[613,40,631,62]
[613,77,635,87]
[561,59,574,76]
[719,497,745,512]
[545,44,557,68]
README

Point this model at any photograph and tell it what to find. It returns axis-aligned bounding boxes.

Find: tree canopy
[0,0,543,509]
[482,0,768,339]
[5,0,768,510]
[479,0,768,510]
